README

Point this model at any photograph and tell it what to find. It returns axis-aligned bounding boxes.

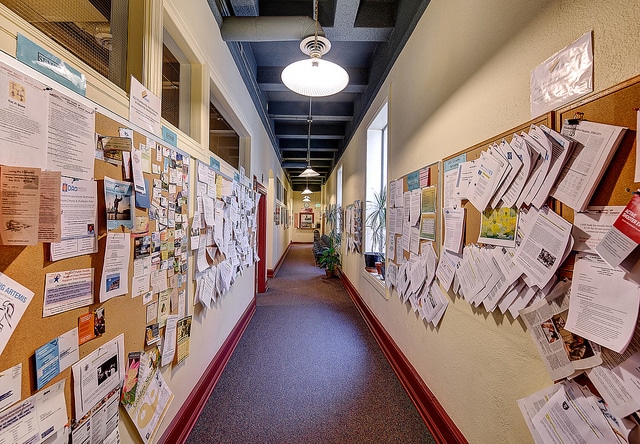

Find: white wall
[291,193,320,243]
[329,0,640,442]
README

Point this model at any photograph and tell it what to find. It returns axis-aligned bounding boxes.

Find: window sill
[361,268,388,299]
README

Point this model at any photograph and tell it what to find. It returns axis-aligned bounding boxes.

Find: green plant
[324,204,342,247]
[365,186,387,255]
[317,245,341,272]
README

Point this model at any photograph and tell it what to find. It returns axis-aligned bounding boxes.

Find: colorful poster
[104,176,134,230]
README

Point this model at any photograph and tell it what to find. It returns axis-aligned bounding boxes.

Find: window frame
[364,102,388,255]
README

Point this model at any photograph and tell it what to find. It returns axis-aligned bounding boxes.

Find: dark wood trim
[267,242,292,278]
[339,271,468,444]
[158,298,256,444]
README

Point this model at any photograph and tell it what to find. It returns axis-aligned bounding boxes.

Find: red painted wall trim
[339,271,468,444]
[157,298,256,444]
[267,242,292,278]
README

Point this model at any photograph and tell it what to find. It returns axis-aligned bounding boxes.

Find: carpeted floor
[186,244,436,444]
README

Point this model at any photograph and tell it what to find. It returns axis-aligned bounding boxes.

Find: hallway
[186,244,435,443]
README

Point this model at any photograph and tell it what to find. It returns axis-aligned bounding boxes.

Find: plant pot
[364,252,382,268]
[325,269,336,278]
[375,261,382,275]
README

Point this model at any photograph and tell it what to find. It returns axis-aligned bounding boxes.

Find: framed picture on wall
[299,212,314,229]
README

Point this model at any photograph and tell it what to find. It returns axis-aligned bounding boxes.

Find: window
[209,101,239,169]
[162,29,191,135]
[336,165,343,233]
[336,165,343,207]
[365,103,388,255]
[3,0,136,91]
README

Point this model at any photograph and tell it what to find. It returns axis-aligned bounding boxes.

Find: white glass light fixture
[281,0,349,98]
[281,43,349,97]
[302,196,311,202]
[301,187,313,195]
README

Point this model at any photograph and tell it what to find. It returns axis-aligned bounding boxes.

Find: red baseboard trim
[339,271,467,444]
[158,298,256,444]
[267,242,292,278]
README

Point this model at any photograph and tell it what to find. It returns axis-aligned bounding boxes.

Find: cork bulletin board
[0,107,192,423]
[441,113,554,247]
[387,161,440,266]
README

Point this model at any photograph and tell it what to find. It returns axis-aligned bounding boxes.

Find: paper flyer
[43,268,93,317]
[99,233,130,302]
[176,316,192,365]
[0,362,21,412]
[35,328,79,390]
[0,166,41,245]
[0,272,34,356]
[121,351,141,406]
[596,194,640,268]
[78,311,96,345]
[478,207,518,248]
[72,334,125,419]
[50,176,98,261]
[125,363,173,444]
[0,58,49,170]
[104,176,134,230]
[0,380,67,444]
[71,385,120,444]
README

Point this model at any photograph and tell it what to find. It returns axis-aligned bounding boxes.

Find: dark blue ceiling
[207,0,430,191]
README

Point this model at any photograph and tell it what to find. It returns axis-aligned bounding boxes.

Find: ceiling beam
[280,147,338,152]
[269,114,353,122]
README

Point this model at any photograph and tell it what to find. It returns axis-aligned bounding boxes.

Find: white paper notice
[443,207,465,254]
[72,334,124,418]
[0,272,34,356]
[43,268,93,317]
[47,90,95,180]
[573,206,625,253]
[0,362,21,412]
[0,59,48,169]
[99,233,130,302]
[161,315,179,367]
[566,253,640,354]
[532,381,616,444]
[50,177,98,261]
[0,380,68,444]
[513,206,572,289]
[131,145,147,195]
[129,75,161,136]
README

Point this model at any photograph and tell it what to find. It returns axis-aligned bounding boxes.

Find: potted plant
[317,243,341,277]
[365,186,386,269]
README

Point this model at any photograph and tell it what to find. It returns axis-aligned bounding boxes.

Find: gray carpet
[186,244,436,443]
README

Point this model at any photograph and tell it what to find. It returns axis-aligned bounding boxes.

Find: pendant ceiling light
[281,1,348,97]
[301,187,313,195]
[302,196,311,202]
[299,98,320,177]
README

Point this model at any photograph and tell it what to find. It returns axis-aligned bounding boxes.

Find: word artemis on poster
[0,284,28,303]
